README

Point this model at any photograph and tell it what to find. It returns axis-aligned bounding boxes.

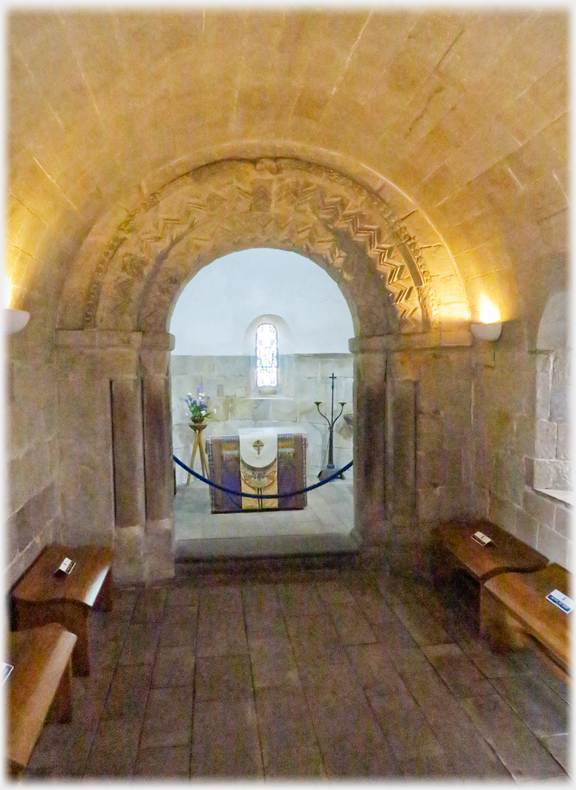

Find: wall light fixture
[471,321,502,341]
[5,308,30,333]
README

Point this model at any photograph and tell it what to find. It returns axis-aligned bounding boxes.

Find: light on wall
[471,321,502,341]
[3,273,30,333]
[471,298,502,341]
[5,308,30,333]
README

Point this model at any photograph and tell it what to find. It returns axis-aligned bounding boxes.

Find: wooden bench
[431,518,548,587]
[12,544,113,677]
[482,563,571,682]
[6,623,77,777]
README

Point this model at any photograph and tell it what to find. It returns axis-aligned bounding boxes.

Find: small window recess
[256,322,278,394]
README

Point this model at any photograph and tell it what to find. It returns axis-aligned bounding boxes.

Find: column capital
[349,328,471,354]
[55,329,175,351]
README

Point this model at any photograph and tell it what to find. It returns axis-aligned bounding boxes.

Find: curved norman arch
[57,157,469,338]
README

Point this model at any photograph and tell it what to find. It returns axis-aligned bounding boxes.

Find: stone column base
[145,518,175,581]
[113,525,146,584]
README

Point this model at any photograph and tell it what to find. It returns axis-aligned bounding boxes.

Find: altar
[206,428,308,513]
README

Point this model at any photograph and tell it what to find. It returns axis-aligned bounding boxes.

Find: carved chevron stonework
[82,158,441,334]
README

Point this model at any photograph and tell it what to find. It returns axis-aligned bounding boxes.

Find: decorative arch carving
[73,158,442,336]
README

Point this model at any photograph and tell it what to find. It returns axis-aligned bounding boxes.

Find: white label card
[55,558,76,575]
[2,663,14,685]
[472,531,492,546]
[546,589,573,613]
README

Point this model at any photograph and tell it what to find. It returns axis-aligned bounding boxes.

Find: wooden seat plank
[431,519,548,584]
[482,563,571,675]
[12,544,113,607]
[7,623,77,775]
[12,544,113,676]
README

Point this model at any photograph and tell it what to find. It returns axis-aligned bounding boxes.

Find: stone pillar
[56,330,176,584]
[140,333,176,581]
[349,336,389,549]
[110,376,147,582]
[349,330,473,571]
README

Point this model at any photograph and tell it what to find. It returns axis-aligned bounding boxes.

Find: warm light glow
[2,273,13,308]
[478,298,500,324]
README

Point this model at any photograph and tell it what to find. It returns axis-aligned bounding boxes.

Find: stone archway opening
[56,156,468,583]
[169,247,356,552]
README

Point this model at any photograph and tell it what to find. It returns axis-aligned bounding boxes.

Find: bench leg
[46,657,73,723]
[70,612,91,676]
[431,550,455,592]
[93,569,114,612]
[480,587,524,653]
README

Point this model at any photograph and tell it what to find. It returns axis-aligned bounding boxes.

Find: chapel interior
[5,7,571,781]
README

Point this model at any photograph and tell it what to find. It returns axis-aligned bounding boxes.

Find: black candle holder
[315,373,346,481]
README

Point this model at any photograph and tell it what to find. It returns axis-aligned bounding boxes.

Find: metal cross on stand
[314,373,346,481]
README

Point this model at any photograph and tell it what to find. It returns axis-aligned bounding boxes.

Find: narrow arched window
[256,323,278,388]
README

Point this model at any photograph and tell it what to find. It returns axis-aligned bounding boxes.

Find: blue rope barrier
[173,454,353,499]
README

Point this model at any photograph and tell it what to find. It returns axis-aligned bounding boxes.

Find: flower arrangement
[185,388,212,423]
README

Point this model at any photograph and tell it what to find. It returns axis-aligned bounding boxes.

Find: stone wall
[171,353,354,484]
[384,335,571,572]
[471,327,571,570]
[6,335,63,587]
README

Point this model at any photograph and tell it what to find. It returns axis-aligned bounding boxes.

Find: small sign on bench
[546,589,573,614]
[54,558,76,577]
[2,663,14,685]
[472,531,493,546]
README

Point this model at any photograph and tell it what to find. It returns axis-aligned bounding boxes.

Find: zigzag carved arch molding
[59,158,465,336]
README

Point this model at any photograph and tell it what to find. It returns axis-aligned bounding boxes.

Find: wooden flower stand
[186,422,209,484]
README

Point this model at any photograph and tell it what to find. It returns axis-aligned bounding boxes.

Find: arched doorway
[169,248,355,554]
[55,157,467,583]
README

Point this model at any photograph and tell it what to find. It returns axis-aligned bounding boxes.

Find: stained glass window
[256,323,278,387]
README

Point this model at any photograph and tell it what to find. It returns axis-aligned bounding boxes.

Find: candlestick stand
[315,373,346,481]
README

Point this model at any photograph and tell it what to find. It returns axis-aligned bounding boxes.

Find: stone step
[175,532,360,576]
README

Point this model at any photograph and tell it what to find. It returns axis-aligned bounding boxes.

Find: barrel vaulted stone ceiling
[8,9,568,345]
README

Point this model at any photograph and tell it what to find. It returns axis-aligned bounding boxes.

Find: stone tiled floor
[174,474,354,540]
[24,566,570,780]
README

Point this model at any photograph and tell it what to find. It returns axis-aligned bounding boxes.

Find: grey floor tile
[541,733,571,775]
[26,717,99,779]
[118,621,161,665]
[455,629,534,678]
[159,605,197,648]
[198,584,243,617]
[392,648,511,779]
[277,582,327,616]
[132,587,168,623]
[140,685,194,749]
[368,692,457,778]
[166,585,199,608]
[152,645,195,688]
[84,717,142,777]
[249,635,301,690]
[196,609,249,656]
[315,579,357,606]
[102,663,153,719]
[460,692,567,780]
[303,685,401,777]
[191,698,263,777]
[195,654,253,700]
[326,601,377,644]
[386,591,453,647]
[351,585,418,651]
[134,745,191,777]
[422,642,496,697]
[490,672,570,739]
[255,687,325,777]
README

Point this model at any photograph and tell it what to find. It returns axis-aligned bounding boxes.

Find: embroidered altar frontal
[206,434,308,513]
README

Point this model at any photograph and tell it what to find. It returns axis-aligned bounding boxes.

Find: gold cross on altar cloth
[253,439,264,456]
